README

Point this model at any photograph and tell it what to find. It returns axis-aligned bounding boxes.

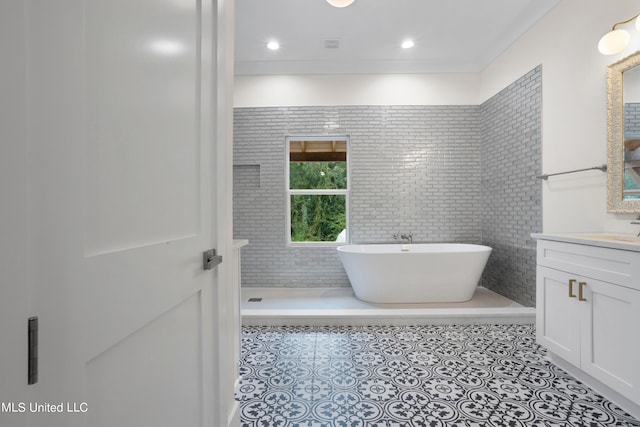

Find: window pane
[290,194,346,242]
[289,161,347,190]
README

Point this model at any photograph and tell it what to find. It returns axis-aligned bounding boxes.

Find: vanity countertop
[532,232,640,252]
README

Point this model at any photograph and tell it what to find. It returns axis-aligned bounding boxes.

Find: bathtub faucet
[394,233,413,244]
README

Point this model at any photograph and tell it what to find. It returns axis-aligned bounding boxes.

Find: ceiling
[235,0,561,75]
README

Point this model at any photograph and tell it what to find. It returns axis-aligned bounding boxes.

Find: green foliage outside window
[289,161,347,189]
[290,162,347,242]
[290,194,345,242]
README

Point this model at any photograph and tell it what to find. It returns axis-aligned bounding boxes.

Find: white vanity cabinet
[535,236,640,407]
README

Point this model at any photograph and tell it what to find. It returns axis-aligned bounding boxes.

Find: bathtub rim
[337,242,492,254]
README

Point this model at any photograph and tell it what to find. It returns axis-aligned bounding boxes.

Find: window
[286,136,349,245]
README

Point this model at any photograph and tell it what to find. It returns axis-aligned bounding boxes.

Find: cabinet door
[536,266,581,366]
[580,279,640,405]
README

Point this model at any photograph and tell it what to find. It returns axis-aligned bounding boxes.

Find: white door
[4,0,235,426]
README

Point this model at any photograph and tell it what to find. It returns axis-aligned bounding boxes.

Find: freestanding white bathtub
[337,243,492,303]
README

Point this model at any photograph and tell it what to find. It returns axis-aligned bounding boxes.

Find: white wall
[481,0,640,234]
[234,73,480,107]
[234,0,640,234]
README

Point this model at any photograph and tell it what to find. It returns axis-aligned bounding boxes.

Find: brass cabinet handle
[578,282,587,302]
[568,279,576,298]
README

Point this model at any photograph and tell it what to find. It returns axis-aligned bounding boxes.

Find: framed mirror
[608,50,640,213]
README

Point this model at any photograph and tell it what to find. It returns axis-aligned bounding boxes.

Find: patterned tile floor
[236,324,640,426]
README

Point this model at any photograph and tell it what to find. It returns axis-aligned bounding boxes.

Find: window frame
[285,135,350,247]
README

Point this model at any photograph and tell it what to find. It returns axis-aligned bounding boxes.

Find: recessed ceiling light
[327,0,355,7]
[401,40,415,49]
[267,41,280,50]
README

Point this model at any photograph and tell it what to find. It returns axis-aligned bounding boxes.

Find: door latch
[203,249,222,270]
[28,317,38,385]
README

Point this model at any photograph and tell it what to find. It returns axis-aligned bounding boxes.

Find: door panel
[81,240,209,362]
[581,279,640,404]
[536,266,580,366]
[86,294,202,426]
[84,0,200,256]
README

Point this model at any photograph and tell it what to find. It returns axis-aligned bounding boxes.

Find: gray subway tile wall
[480,66,542,307]
[233,66,541,306]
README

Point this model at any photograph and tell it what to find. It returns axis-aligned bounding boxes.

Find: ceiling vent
[324,39,340,49]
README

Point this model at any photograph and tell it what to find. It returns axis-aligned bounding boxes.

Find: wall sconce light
[598,13,640,55]
[327,0,355,7]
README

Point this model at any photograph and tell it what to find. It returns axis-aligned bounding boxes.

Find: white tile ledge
[242,307,535,326]
[243,307,534,317]
[241,286,535,326]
